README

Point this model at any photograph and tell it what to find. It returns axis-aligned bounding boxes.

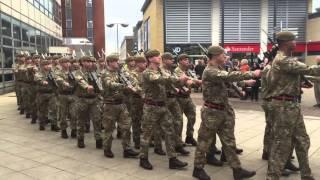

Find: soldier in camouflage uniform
[193,46,259,180]
[29,55,41,124]
[14,54,25,112]
[55,57,77,138]
[265,32,320,180]
[100,54,139,158]
[73,56,102,149]
[129,55,147,149]
[175,54,201,146]
[139,49,189,170]
[20,56,32,117]
[160,52,190,156]
[17,55,27,115]
[34,59,56,130]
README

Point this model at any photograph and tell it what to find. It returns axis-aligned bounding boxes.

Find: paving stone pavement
[0,92,320,180]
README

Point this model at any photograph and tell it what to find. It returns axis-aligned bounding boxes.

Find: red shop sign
[224,43,260,53]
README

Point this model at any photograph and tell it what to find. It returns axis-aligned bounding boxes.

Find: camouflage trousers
[266,101,312,180]
[140,104,177,159]
[36,92,54,126]
[262,100,274,154]
[15,81,23,107]
[57,94,76,130]
[194,106,241,169]
[154,97,184,149]
[177,96,196,137]
[48,95,58,126]
[102,103,131,150]
[129,96,143,146]
[22,84,37,116]
[74,97,102,140]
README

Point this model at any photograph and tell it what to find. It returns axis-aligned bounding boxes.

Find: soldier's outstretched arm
[102,74,125,90]
[205,68,255,83]
[277,58,320,76]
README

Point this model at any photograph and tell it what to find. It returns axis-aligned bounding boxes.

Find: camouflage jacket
[25,64,38,83]
[130,69,144,97]
[55,69,76,94]
[101,70,125,100]
[34,70,54,93]
[202,64,254,105]
[161,66,180,96]
[142,67,180,102]
[266,51,320,98]
[174,65,198,93]
[260,64,271,99]
[73,69,97,98]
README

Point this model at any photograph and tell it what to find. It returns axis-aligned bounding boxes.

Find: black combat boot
[70,129,77,138]
[51,125,60,132]
[104,149,114,158]
[31,117,37,124]
[39,125,45,131]
[123,149,139,158]
[262,151,269,160]
[20,109,24,114]
[96,139,103,149]
[169,157,188,169]
[235,147,243,154]
[85,123,90,133]
[61,130,68,139]
[212,145,221,154]
[77,138,85,148]
[154,148,166,156]
[175,146,190,156]
[285,160,300,172]
[233,168,256,180]
[26,113,31,118]
[140,157,153,170]
[192,167,211,180]
[207,153,223,166]
[185,136,197,146]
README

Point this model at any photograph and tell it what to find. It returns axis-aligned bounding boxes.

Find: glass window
[66,0,72,8]
[66,20,72,28]
[87,0,92,7]
[23,42,29,48]
[1,18,12,37]
[87,7,93,20]
[34,0,40,8]
[313,0,320,13]
[13,24,21,40]
[3,47,13,68]
[87,28,93,38]
[66,8,72,19]
[4,74,13,82]
[48,0,53,14]
[29,28,36,43]
[36,30,41,46]
[87,20,93,28]
[3,38,12,46]
[22,28,29,42]
[14,40,21,47]
[66,29,72,37]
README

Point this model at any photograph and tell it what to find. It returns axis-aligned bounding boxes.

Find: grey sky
[104,0,145,55]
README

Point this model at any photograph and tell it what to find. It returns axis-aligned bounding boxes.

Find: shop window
[22,28,29,42]
[14,40,21,47]
[3,38,12,46]
[13,24,21,40]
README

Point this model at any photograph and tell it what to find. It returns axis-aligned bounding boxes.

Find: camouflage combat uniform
[265,51,320,180]
[194,64,254,169]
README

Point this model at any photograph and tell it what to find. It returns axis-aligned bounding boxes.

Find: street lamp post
[106,23,129,54]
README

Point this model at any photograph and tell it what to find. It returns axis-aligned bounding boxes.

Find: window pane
[66,20,72,28]
[36,30,41,46]
[87,7,93,20]
[22,28,29,41]
[23,42,29,48]
[2,19,12,37]
[30,28,35,43]
[3,47,13,68]
[14,40,21,47]
[87,20,93,28]
[13,24,21,40]
[3,38,12,46]
[4,74,13,82]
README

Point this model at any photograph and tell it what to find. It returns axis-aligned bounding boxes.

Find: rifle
[47,70,58,88]
[118,68,134,88]
[88,71,103,93]
[197,43,244,97]
[261,29,313,88]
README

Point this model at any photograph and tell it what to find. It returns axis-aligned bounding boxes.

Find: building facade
[119,36,134,62]
[141,0,320,63]
[0,0,63,94]
[61,0,105,58]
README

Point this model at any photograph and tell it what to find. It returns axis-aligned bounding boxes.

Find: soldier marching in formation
[11,31,320,180]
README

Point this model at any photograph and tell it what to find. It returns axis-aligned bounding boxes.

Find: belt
[132,94,141,98]
[78,95,96,99]
[59,91,73,95]
[272,95,297,102]
[104,99,123,105]
[204,101,225,110]
[144,99,165,107]
[176,93,190,98]
[167,93,176,98]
